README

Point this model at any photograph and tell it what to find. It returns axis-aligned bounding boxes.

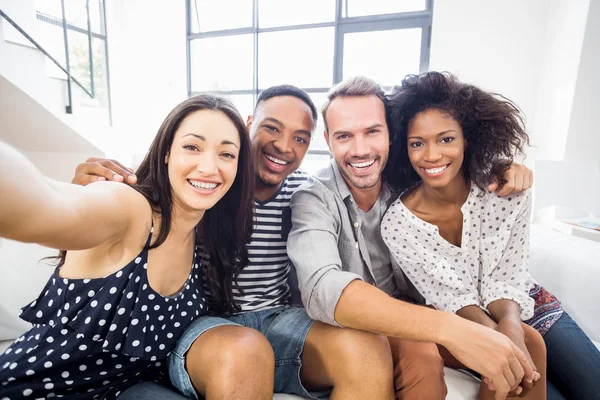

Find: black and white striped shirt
[202,170,310,313]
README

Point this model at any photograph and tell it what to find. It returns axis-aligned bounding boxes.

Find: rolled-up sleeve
[287,185,363,326]
[480,191,535,320]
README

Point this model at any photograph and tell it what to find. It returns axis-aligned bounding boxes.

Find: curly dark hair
[384,71,529,192]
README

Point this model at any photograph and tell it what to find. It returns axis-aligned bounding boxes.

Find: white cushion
[270,368,481,399]
[0,239,55,340]
[1,227,598,399]
[529,225,600,342]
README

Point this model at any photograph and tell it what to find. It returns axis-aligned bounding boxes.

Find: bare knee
[523,324,545,351]
[391,340,447,400]
[523,323,547,367]
[333,329,393,378]
[186,325,275,395]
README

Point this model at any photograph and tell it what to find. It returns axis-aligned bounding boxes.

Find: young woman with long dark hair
[0,94,254,399]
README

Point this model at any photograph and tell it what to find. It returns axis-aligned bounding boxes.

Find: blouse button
[353,222,359,228]
[355,242,359,249]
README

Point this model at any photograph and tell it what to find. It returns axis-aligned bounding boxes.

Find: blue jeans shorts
[168,306,328,399]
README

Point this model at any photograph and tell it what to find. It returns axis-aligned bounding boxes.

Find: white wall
[429,0,595,165]
[0,0,38,45]
[105,0,188,163]
[0,6,67,117]
[0,0,114,152]
[430,0,550,140]
[530,0,590,161]
[564,0,600,162]
[25,152,96,182]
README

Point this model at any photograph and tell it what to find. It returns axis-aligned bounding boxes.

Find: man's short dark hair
[255,85,318,123]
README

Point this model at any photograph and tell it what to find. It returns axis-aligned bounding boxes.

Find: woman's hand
[494,319,540,397]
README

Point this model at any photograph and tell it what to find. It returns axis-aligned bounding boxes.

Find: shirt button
[355,242,359,249]
[353,222,359,228]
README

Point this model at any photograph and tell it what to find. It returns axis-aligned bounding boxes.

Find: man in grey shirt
[287,76,537,400]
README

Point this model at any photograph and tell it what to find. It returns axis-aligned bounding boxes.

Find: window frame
[36,0,112,123]
[186,0,434,157]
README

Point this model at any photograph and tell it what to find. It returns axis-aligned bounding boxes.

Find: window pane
[301,152,331,175]
[306,92,328,151]
[343,29,422,87]
[190,35,254,92]
[258,28,334,89]
[219,94,255,121]
[36,20,67,78]
[190,0,253,33]
[258,0,335,28]
[344,0,426,17]
[36,0,104,34]
[67,28,93,93]
[88,37,109,107]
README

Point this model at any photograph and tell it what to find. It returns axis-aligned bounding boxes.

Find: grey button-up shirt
[287,160,423,326]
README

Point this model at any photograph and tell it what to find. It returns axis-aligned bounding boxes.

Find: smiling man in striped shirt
[72,85,397,400]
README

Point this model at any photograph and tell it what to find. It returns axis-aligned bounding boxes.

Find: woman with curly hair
[382,71,600,400]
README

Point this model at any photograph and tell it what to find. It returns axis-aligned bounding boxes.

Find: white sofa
[1,225,599,399]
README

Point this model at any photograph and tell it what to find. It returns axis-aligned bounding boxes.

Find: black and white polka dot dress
[0,228,206,399]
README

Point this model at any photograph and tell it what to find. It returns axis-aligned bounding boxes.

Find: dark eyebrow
[332,123,385,137]
[262,117,284,127]
[365,123,385,131]
[183,133,205,140]
[221,140,239,148]
[408,130,456,140]
[263,117,312,137]
[183,134,239,148]
[295,129,312,137]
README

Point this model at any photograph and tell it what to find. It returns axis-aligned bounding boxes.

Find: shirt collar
[330,160,392,205]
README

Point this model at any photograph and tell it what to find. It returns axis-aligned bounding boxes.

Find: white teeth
[424,165,448,174]
[350,160,375,169]
[265,154,289,165]
[189,180,218,190]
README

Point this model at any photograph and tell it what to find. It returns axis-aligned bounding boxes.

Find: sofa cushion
[271,368,480,399]
[529,225,600,342]
[0,240,56,341]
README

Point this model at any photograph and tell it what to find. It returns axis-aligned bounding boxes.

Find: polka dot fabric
[381,184,535,320]
[0,228,206,399]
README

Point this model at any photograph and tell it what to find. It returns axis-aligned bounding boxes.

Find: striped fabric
[201,170,310,313]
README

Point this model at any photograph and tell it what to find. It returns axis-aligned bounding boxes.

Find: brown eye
[294,137,308,144]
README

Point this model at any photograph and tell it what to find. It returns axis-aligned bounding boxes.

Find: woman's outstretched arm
[0,142,142,251]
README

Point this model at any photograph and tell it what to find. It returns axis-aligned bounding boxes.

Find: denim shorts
[168,306,328,399]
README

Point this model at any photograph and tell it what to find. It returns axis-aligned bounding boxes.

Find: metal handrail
[0,9,94,105]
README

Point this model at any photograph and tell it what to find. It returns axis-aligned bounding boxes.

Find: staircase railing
[0,7,94,114]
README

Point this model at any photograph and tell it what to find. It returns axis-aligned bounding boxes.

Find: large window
[187,0,433,172]
[35,0,110,116]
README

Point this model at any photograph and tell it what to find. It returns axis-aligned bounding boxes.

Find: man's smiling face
[324,95,390,191]
[249,95,315,188]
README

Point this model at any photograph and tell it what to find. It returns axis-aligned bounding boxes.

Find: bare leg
[185,325,275,400]
[300,321,395,400]
[388,338,447,400]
